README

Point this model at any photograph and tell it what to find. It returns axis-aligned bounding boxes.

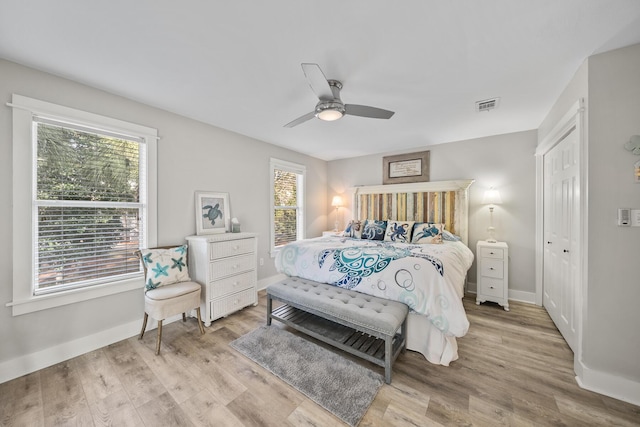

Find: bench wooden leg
[401,318,407,353]
[266,294,272,326]
[384,336,392,384]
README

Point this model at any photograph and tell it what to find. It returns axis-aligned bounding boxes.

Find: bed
[275,179,475,365]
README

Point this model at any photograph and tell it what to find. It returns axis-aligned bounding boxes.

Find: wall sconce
[482,187,502,243]
[331,195,343,232]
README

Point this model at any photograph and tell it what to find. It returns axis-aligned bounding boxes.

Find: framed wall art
[195,191,230,234]
[382,150,430,184]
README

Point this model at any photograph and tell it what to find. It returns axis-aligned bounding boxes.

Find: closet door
[543,127,579,352]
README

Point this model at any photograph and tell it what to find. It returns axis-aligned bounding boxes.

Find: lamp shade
[482,188,502,205]
[331,195,343,207]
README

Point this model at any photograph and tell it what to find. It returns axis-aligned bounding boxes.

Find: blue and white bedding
[275,236,474,338]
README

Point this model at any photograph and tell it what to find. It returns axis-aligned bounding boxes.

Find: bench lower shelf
[268,302,405,383]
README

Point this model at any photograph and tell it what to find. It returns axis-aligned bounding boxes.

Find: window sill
[7,277,144,316]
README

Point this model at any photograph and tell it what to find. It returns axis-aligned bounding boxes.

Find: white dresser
[476,240,509,311]
[185,233,258,326]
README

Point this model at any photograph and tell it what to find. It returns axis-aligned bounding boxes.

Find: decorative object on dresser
[135,245,206,354]
[195,191,231,235]
[482,187,502,243]
[476,240,509,311]
[382,150,430,185]
[185,233,258,326]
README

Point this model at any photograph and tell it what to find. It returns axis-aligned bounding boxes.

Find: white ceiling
[2,1,640,161]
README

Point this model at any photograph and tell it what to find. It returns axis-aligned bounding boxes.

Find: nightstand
[476,241,509,311]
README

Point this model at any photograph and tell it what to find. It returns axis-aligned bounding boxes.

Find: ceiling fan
[284,63,395,128]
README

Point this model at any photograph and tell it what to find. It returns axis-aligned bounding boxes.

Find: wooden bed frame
[349,179,474,245]
[347,179,475,365]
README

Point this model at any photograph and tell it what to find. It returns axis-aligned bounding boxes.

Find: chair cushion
[145,281,201,301]
[140,245,191,290]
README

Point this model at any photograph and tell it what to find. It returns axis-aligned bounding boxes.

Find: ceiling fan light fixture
[315,101,345,121]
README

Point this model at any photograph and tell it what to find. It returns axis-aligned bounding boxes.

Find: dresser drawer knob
[489,267,495,270]
[489,252,494,255]
[489,286,495,289]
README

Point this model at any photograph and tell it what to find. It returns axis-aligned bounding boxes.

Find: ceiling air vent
[476,97,500,112]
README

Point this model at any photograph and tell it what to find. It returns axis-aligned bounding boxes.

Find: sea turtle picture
[203,203,223,225]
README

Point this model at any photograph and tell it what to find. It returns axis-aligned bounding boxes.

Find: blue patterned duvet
[275,236,474,338]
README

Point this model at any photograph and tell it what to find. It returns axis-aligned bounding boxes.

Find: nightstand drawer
[481,259,503,279]
[481,247,504,259]
[480,279,504,298]
[208,271,255,298]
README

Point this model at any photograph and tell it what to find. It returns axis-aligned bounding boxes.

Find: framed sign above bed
[382,150,430,185]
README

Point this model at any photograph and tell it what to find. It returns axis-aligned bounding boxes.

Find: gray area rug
[230,325,383,426]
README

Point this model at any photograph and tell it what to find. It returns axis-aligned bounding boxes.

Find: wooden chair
[136,246,205,354]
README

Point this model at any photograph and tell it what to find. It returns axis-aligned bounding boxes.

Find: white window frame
[9,94,158,316]
[270,158,305,257]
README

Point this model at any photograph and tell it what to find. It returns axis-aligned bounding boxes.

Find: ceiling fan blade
[284,111,316,128]
[301,63,334,101]
[345,104,395,119]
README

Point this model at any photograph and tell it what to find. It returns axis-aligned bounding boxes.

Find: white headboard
[350,180,474,246]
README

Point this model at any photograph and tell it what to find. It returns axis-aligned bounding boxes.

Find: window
[10,95,157,315]
[270,158,305,254]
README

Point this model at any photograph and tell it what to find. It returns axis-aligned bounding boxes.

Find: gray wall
[0,59,327,366]
[327,130,538,297]
[538,44,640,388]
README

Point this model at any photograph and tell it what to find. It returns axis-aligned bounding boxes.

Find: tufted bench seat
[266,277,409,383]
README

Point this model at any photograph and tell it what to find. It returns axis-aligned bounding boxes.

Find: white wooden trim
[9,94,158,315]
[0,313,182,385]
[535,98,587,372]
[575,360,640,407]
[352,179,474,195]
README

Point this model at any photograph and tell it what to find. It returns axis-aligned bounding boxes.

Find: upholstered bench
[266,277,409,383]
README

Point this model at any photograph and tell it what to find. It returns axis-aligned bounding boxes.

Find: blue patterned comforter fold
[275,236,474,337]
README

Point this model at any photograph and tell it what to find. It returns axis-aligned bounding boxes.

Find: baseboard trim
[575,359,640,406]
[508,289,536,304]
[257,273,287,291]
[0,313,182,385]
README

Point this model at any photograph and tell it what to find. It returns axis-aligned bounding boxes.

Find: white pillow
[141,245,191,290]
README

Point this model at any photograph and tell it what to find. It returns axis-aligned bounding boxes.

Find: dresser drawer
[481,247,504,259]
[480,278,504,298]
[481,259,503,279]
[211,288,257,319]
[209,238,255,260]
[209,254,256,280]
[208,271,255,299]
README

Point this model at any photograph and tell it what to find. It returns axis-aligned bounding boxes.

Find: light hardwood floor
[1,292,639,426]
